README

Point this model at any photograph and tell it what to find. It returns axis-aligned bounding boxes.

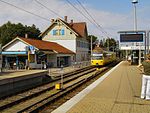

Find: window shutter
[61,29,65,35]
[53,30,56,35]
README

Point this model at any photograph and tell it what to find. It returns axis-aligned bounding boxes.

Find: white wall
[4,40,28,51]
[42,23,76,40]
[52,40,76,53]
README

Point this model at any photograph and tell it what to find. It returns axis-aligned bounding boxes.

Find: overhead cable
[0,0,50,22]
[65,0,97,27]
[75,0,111,38]
[34,0,63,19]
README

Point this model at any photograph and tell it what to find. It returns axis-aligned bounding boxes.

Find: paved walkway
[53,61,150,113]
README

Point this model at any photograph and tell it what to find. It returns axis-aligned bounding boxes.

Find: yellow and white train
[91,47,116,67]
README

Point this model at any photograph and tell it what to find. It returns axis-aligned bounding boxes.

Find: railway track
[41,61,119,113]
[0,61,118,113]
[0,66,95,112]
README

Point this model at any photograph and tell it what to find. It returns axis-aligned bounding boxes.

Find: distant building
[40,16,90,62]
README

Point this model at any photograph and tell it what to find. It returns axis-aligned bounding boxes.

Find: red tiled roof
[69,22,87,38]
[19,37,74,54]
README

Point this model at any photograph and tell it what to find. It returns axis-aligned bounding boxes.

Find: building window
[77,41,80,47]
[52,29,65,36]
[61,29,65,35]
[53,30,56,35]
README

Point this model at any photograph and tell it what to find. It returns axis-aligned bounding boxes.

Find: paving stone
[67,61,150,113]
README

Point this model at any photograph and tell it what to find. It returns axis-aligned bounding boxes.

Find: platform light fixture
[132,0,138,4]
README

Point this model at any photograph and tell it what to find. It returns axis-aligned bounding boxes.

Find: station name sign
[120,34,143,42]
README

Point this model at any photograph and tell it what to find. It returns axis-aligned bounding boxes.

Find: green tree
[87,35,97,43]
[24,24,41,39]
[104,38,117,51]
[0,21,41,46]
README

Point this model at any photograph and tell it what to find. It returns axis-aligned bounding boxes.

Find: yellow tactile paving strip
[67,61,150,113]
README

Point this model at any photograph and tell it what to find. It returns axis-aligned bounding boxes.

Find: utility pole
[147,31,150,54]
[107,37,109,51]
[91,36,93,61]
[0,44,2,73]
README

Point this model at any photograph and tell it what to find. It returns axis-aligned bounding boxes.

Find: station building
[2,37,74,69]
[2,16,90,69]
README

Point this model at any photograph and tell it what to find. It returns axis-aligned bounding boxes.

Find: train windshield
[92,54,103,60]
[92,56,103,60]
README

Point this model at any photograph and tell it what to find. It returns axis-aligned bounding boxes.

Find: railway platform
[52,61,150,113]
[0,66,85,98]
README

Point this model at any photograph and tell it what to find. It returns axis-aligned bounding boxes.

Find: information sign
[120,34,143,42]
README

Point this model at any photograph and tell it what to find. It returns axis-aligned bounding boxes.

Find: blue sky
[0,0,150,40]
[82,0,132,13]
[82,0,150,13]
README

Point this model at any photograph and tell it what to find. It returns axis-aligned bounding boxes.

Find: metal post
[132,0,140,64]
[139,44,141,64]
[145,32,147,60]
[147,31,150,54]
[107,38,109,51]
[28,50,30,70]
[61,65,64,89]
[0,44,2,72]
[126,50,128,61]
[16,56,19,70]
[91,36,92,61]
[133,3,137,31]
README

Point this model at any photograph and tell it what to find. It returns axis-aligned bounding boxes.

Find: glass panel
[61,29,65,35]
[92,56,103,60]
[53,30,56,35]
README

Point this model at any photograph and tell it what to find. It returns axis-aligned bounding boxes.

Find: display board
[120,34,143,42]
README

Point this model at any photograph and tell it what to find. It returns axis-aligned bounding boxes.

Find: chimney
[64,16,67,22]
[70,19,73,24]
[25,34,28,38]
[51,19,54,24]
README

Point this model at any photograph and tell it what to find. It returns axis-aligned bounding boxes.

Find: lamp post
[132,0,138,31]
[132,0,140,64]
